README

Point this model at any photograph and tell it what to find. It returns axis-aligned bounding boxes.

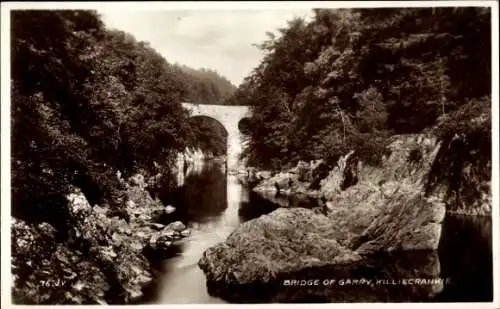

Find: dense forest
[227,7,491,170]
[174,64,237,105]
[11,10,233,232]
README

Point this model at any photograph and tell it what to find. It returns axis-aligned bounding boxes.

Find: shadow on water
[434,214,493,302]
[239,191,319,222]
[141,160,493,304]
[237,191,280,222]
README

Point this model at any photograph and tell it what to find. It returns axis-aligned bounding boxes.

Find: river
[140,159,492,303]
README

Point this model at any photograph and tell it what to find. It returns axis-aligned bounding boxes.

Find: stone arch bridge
[182,102,251,169]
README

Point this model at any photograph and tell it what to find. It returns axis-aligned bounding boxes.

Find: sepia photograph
[0,1,498,307]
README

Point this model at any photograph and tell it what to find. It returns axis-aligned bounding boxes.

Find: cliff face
[198,132,491,300]
[319,134,445,249]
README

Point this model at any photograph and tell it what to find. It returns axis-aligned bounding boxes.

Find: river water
[140,159,492,304]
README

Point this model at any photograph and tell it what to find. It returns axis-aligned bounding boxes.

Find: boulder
[351,189,446,254]
[290,160,311,182]
[166,221,186,232]
[148,232,172,251]
[199,208,361,285]
[67,190,92,215]
[205,250,443,303]
[199,182,446,288]
[165,205,176,214]
[125,186,165,222]
[13,182,188,305]
[113,246,152,303]
[308,160,331,190]
[318,150,357,199]
[129,173,146,188]
[256,170,272,180]
[65,190,170,302]
[253,172,299,194]
[93,245,118,263]
[147,222,166,230]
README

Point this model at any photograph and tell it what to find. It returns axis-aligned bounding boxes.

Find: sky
[98,9,314,86]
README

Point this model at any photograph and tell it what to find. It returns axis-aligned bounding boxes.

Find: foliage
[12,10,107,231]
[173,64,237,105]
[189,116,228,156]
[229,7,491,170]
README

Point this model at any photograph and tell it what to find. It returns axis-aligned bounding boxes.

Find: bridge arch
[189,115,228,156]
[182,102,251,170]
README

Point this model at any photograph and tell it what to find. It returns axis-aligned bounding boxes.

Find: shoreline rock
[12,179,189,305]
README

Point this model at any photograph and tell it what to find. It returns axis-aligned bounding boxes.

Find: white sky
[98,9,314,86]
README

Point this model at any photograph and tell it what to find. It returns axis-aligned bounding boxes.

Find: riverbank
[198,132,492,300]
[11,175,190,304]
[251,132,491,217]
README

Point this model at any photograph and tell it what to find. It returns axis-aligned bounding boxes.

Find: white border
[0,1,499,10]
[1,1,498,309]
[1,2,12,308]
[490,0,499,307]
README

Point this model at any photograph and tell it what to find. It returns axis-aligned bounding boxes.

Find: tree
[228,7,491,169]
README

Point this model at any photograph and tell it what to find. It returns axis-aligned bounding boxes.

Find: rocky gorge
[198,131,492,302]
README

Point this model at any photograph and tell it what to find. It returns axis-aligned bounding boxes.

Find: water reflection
[170,162,228,224]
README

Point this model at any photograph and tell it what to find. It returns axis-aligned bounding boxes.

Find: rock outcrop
[11,218,109,304]
[199,134,452,300]
[253,160,327,198]
[12,179,190,305]
[204,249,443,303]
